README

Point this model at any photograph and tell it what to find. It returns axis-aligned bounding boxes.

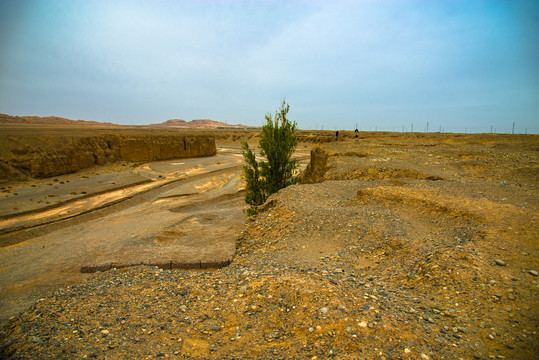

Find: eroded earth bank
[1,132,538,359]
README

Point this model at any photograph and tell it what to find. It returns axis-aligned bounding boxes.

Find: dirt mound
[300,146,331,184]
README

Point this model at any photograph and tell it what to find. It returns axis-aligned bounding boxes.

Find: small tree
[241,99,300,215]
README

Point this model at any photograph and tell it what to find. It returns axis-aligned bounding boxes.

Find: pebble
[528,270,538,276]
[421,354,430,359]
[494,259,506,266]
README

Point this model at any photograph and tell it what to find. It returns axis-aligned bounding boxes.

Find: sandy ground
[0,132,537,359]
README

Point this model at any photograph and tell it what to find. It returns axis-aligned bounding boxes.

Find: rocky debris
[1,133,538,359]
[80,260,232,273]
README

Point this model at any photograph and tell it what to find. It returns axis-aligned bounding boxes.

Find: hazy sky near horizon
[0,0,538,133]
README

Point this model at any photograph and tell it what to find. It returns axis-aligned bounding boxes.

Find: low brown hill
[152,119,187,127]
[152,118,250,129]
[1,113,251,129]
[0,113,115,126]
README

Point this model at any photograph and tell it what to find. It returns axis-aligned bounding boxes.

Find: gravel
[2,133,538,359]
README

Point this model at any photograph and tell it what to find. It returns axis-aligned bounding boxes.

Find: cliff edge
[0,134,216,180]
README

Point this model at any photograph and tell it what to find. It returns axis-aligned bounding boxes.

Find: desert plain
[0,124,537,359]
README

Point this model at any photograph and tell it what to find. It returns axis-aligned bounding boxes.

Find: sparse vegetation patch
[241,100,300,215]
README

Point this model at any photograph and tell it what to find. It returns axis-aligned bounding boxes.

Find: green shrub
[241,99,300,215]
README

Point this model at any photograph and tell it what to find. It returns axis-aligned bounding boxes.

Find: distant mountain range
[149,118,249,129]
[0,113,115,126]
[0,113,251,128]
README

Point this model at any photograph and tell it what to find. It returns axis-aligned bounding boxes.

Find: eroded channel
[0,148,249,325]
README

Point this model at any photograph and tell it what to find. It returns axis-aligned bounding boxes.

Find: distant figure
[335,131,339,142]
[354,128,359,139]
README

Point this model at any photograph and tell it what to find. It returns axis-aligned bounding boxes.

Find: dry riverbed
[0,147,251,326]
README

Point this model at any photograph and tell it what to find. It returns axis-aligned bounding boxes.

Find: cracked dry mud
[1,132,538,360]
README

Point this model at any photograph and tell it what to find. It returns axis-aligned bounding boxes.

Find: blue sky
[0,0,537,133]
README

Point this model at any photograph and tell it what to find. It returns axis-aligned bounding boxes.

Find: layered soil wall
[0,134,216,180]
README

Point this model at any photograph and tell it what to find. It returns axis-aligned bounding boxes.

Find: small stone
[358,321,368,328]
[101,330,109,335]
[421,354,430,360]
[320,307,328,314]
[488,333,495,340]
[404,348,411,354]
[528,270,538,276]
[494,259,506,266]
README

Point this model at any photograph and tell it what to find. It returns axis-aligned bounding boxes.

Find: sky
[0,0,538,133]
